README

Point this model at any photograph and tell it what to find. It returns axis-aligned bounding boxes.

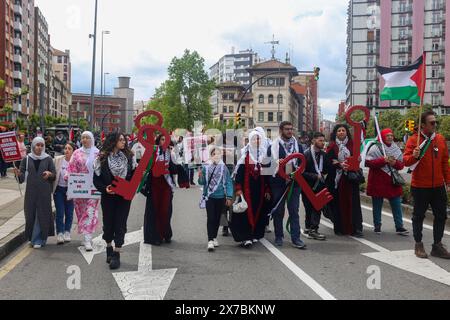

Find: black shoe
[164,238,172,244]
[109,252,120,270]
[222,227,229,237]
[396,227,409,236]
[308,230,326,241]
[106,246,114,264]
[144,240,161,246]
[374,225,381,234]
[352,231,364,238]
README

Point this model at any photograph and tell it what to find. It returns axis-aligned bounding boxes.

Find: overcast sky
[34,0,348,121]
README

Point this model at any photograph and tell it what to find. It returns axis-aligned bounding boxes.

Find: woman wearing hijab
[141,134,180,245]
[231,130,271,248]
[94,132,136,269]
[66,131,100,251]
[365,128,409,235]
[198,146,234,252]
[326,124,364,237]
[14,137,56,248]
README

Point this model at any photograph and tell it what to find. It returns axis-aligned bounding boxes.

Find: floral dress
[67,149,100,235]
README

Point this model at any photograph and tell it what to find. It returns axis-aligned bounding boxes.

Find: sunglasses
[428,121,439,126]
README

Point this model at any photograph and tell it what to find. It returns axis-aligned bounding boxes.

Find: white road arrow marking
[78,229,143,265]
[112,241,177,300]
[320,220,450,287]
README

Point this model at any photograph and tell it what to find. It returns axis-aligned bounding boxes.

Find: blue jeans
[271,184,301,242]
[372,196,404,229]
[54,186,74,234]
[31,214,46,246]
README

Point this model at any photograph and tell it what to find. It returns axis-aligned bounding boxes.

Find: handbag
[345,169,365,184]
[199,165,217,209]
[232,195,248,213]
[389,165,406,186]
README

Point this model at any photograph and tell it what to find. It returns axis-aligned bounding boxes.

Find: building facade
[72,93,127,133]
[33,6,50,115]
[0,0,35,119]
[51,47,71,90]
[346,0,450,115]
[293,72,319,132]
[248,59,299,138]
[212,82,252,128]
[49,72,70,118]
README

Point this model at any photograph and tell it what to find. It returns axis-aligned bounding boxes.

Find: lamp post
[89,0,99,131]
[100,30,111,97]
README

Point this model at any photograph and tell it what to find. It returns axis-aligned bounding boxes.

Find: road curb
[0,227,26,262]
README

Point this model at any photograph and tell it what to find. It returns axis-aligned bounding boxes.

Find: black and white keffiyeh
[335,137,351,188]
[108,151,129,179]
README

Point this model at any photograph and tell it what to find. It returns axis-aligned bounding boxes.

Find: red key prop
[278,153,333,212]
[111,110,170,200]
[344,105,370,172]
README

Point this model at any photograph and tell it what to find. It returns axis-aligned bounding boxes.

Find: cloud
[35,0,348,117]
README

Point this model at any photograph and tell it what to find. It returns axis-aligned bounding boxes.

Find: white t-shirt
[58,159,69,187]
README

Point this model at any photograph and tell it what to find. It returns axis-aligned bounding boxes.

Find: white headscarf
[234,129,268,176]
[28,137,50,160]
[81,131,99,177]
[254,126,272,149]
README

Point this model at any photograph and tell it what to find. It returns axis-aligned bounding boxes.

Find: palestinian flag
[377,53,426,105]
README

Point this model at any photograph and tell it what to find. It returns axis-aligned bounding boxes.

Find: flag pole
[416,52,426,148]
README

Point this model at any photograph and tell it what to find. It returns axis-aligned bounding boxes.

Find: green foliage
[438,115,450,140]
[147,50,215,131]
[0,79,5,90]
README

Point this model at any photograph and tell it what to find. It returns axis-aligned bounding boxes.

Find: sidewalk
[0,170,26,261]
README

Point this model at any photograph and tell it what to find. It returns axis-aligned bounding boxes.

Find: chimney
[118,77,130,88]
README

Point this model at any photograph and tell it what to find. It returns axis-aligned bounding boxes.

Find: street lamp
[89,0,99,131]
[100,30,111,97]
[103,72,110,97]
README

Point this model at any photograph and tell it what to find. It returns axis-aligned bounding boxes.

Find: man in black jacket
[302,132,330,240]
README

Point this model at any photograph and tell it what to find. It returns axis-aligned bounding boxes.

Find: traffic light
[235,113,242,125]
[314,67,320,81]
[404,120,410,132]
[409,120,415,132]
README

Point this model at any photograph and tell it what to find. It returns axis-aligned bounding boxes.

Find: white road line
[260,238,336,300]
[320,220,390,253]
[361,204,450,236]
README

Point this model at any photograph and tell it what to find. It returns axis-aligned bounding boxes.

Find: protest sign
[67,173,101,199]
[0,131,21,163]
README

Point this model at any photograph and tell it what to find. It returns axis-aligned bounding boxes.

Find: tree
[438,115,450,140]
[147,50,215,131]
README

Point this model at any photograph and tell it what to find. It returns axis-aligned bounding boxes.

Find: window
[432,53,440,64]
[258,112,264,122]
[399,28,408,39]
[229,106,234,113]
[57,56,62,63]
[223,106,227,113]
[268,112,274,122]
[398,55,407,66]
[367,43,375,54]
[277,112,283,122]
[432,25,441,37]
[432,94,441,105]
[241,106,246,113]
[432,67,440,78]
[432,12,441,24]
[277,94,283,104]
[431,80,440,91]
[258,95,264,104]
[367,56,375,67]
[432,39,441,51]
[268,95,274,104]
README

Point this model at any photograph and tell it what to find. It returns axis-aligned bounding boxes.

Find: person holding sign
[66,131,100,252]
[14,137,56,249]
[93,132,136,270]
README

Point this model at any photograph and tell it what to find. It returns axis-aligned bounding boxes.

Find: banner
[0,131,21,163]
[67,173,101,199]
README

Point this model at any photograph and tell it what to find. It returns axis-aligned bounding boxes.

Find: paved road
[0,185,449,300]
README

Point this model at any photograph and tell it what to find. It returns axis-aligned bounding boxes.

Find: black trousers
[101,194,132,248]
[206,198,225,241]
[302,193,322,231]
[411,186,448,244]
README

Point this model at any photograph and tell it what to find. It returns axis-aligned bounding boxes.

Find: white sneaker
[63,232,71,242]
[213,239,219,247]
[244,240,253,247]
[207,241,215,252]
[252,239,259,243]
[33,244,42,249]
[56,233,64,245]
[84,241,93,252]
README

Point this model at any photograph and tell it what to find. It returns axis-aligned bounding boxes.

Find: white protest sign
[67,173,101,199]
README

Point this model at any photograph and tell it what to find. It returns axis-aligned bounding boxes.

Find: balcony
[13,4,22,16]
[13,38,22,47]
[13,21,22,32]
[13,71,22,79]
[13,54,22,64]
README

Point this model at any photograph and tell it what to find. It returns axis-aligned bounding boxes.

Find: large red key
[111,110,170,200]
[278,153,333,212]
[344,105,370,172]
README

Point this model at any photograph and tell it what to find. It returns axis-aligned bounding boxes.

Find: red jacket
[366,156,404,198]
[403,132,450,188]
